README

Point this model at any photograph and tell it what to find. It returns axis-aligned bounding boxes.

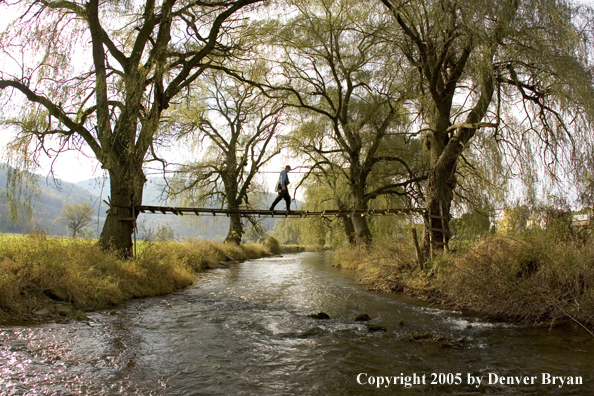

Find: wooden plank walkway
[134,205,425,218]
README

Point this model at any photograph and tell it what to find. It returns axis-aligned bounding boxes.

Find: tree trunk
[351,215,372,246]
[99,166,145,257]
[350,183,372,246]
[223,169,244,245]
[420,73,494,262]
[225,212,243,245]
[336,200,356,245]
[341,216,356,246]
[421,158,456,262]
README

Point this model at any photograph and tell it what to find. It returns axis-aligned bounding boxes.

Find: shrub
[263,236,281,255]
[333,238,421,292]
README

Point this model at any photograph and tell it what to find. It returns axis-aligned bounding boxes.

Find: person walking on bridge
[269,165,292,211]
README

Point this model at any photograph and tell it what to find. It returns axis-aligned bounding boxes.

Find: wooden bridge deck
[134,205,424,218]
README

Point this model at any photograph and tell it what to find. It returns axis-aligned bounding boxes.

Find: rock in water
[354,314,371,321]
[308,312,330,319]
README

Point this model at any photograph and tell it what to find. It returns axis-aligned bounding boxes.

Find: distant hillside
[75,176,169,206]
[0,164,105,236]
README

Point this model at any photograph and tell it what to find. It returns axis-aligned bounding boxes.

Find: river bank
[0,234,275,323]
[333,230,594,331]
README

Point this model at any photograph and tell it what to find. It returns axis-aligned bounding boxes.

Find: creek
[1,252,593,395]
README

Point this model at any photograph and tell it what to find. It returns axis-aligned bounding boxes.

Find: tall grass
[333,230,594,328]
[333,237,422,293]
[0,235,272,321]
[443,233,594,326]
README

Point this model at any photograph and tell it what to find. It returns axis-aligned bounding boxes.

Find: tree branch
[0,79,102,158]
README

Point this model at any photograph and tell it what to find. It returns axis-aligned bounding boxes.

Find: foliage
[442,233,594,326]
[270,219,301,245]
[497,205,531,235]
[282,182,350,248]
[367,194,421,240]
[156,225,175,242]
[496,204,579,239]
[333,237,420,292]
[379,0,594,259]
[270,181,419,249]
[286,176,353,246]
[270,0,426,245]
[451,211,492,241]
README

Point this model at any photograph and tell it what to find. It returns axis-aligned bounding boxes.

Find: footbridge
[133,205,425,218]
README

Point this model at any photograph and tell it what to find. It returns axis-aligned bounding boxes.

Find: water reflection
[1,252,593,395]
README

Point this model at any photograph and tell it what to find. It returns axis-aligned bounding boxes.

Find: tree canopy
[379,0,594,258]
[267,0,427,245]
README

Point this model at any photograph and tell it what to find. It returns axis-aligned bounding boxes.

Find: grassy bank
[333,231,594,329]
[0,234,271,322]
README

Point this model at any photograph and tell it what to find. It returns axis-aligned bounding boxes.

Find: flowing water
[1,252,593,395]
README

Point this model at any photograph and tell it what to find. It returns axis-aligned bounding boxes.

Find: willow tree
[0,0,263,255]
[273,0,426,246]
[380,0,594,260]
[170,69,285,244]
